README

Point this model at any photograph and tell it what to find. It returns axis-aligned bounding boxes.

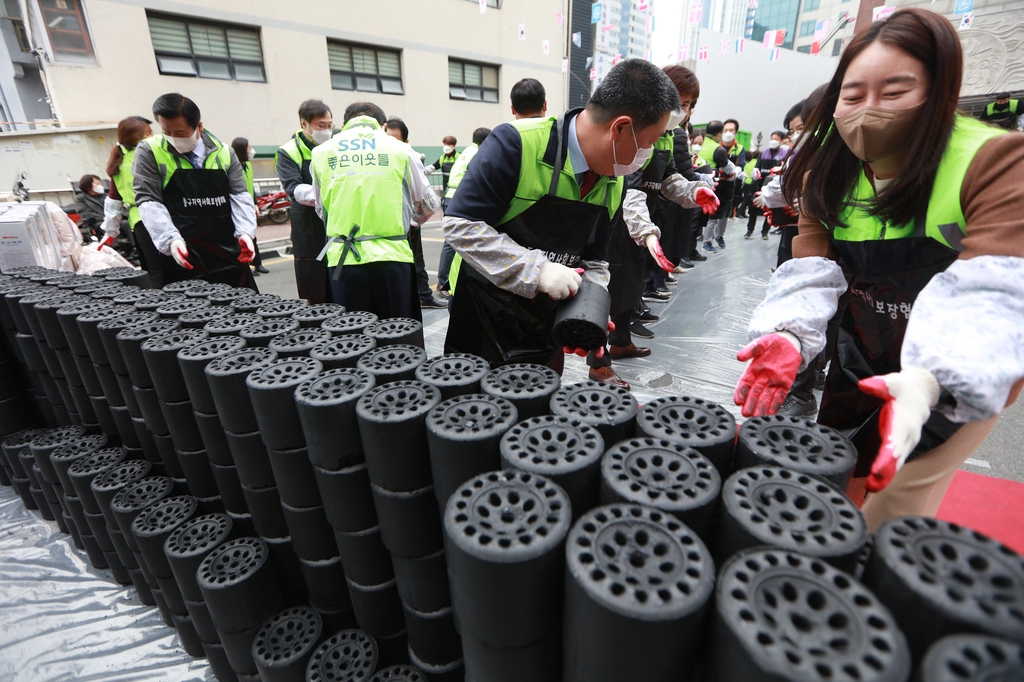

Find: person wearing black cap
[980,92,1021,130]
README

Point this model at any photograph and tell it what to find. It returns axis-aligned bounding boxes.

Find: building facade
[592,0,652,89]
[0,0,568,157]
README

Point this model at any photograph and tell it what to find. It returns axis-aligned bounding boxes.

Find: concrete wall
[0,126,117,196]
[687,28,840,142]
[32,0,568,152]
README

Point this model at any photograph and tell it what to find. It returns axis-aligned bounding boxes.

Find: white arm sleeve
[760,175,790,209]
[901,255,1024,423]
[661,173,709,209]
[293,184,317,207]
[747,256,848,371]
[579,260,611,290]
[138,202,181,255]
[229,192,257,240]
[313,170,325,222]
[622,188,660,244]
[102,197,123,237]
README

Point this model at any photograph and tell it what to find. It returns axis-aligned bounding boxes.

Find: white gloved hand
[293,184,317,207]
[102,197,123,238]
[537,261,583,301]
[170,239,194,270]
[752,193,767,209]
[858,367,940,492]
[424,165,436,175]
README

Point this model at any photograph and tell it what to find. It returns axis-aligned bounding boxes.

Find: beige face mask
[833,102,924,163]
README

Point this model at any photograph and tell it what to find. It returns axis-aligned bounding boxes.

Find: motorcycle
[256,190,290,225]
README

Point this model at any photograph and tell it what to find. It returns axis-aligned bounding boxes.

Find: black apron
[445,115,613,369]
[289,145,330,304]
[162,161,257,290]
[817,215,961,475]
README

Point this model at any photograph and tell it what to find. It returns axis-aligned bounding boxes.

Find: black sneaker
[665,275,678,285]
[777,393,818,418]
[655,286,671,296]
[676,260,694,270]
[744,233,753,240]
[689,252,708,261]
[815,369,827,390]
[420,296,447,309]
[762,235,769,240]
[630,321,654,339]
[642,289,670,302]
[255,265,269,274]
[639,309,660,322]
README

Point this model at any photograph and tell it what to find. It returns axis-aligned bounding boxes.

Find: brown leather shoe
[589,366,630,389]
[609,343,652,360]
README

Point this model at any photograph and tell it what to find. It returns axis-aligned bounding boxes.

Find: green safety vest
[986,99,1020,117]
[147,133,232,188]
[697,137,720,166]
[276,130,315,168]
[743,157,757,185]
[112,146,141,228]
[439,151,459,172]
[444,144,479,199]
[831,115,1004,248]
[310,116,413,268]
[449,115,624,293]
[242,162,254,199]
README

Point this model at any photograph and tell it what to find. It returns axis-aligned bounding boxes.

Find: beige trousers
[860,416,1000,532]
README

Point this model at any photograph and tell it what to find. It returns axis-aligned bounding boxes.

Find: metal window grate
[146,12,266,83]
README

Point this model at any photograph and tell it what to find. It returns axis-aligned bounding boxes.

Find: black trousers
[407,225,433,301]
[777,225,799,268]
[329,261,420,321]
[133,221,169,289]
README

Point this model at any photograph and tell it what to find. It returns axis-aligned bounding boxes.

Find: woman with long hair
[230,137,267,276]
[101,116,170,285]
[734,8,1024,528]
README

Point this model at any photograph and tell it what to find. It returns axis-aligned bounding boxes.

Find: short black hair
[510,78,546,114]
[705,120,724,137]
[152,93,200,128]
[723,118,739,131]
[997,92,1011,99]
[343,102,386,125]
[588,59,680,129]
[772,130,787,139]
[385,117,409,142]
[784,100,805,131]
[299,99,332,123]
[472,127,491,146]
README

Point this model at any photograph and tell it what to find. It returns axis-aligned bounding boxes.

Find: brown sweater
[792,130,1024,405]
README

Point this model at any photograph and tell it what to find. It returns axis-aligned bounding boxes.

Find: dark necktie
[186,152,200,168]
[579,170,600,198]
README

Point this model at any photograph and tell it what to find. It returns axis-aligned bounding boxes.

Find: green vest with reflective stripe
[831,115,1004,249]
[743,157,757,185]
[112,146,141,228]
[242,162,254,199]
[697,137,720,166]
[148,133,232,188]
[449,115,624,294]
[986,99,1019,117]
[444,144,479,200]
[311,116,413,268]
[276,130,314,168]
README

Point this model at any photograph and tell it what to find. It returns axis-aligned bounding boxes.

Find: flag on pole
[769,47,781,61]
[591,2,603,23]
[763,29,786,47]
[585,56,593,68]
[698,45,709,61]
[556,12,564,27]
[603,24,614,32]
[720,39,730,55]
[814,19,830,40]
[572,32,582,48]
[589,68,597,81]
[810,41,821,54]
[735,38,745,53]
[518,24,526,40]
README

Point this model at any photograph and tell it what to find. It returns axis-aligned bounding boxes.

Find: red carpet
[936,470,1024,555]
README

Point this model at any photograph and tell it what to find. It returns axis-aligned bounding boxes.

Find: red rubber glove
[97,235,115,251]
[170,239,194,271]
[734,332,802,417]
[695,187,720,215]
[237,234,255,264]
[857,368,939,492]
[645,235,675,272]
[564,321,615,358]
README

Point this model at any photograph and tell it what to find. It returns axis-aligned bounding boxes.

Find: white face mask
[247,148,256,160]
[311,128,333,146]
[92,182,104,193]
[169,129,199,155]
[611,125,653,177]
[790,130,802,143]
[443,145,455,155]
[769,139,780,150]
[721,131,736,144]
[691,144,702,153]
[665,109,685,131]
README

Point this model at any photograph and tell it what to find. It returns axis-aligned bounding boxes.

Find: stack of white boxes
[0,202,63,272]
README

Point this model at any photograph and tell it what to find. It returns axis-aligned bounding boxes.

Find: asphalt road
[253,218,1024,484]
